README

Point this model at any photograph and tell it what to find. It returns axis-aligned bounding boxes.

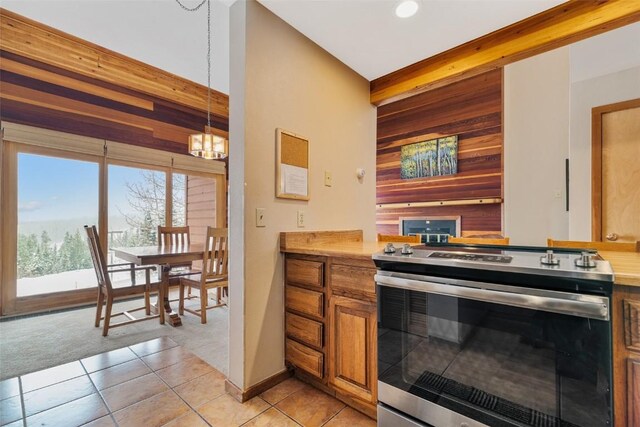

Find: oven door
[376,271,612,427]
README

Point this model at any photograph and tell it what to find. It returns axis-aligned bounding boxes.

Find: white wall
[569,66,640,240]
[2,0,230,94]
[229,0,376,388]
[504,48,570,245]
[570,23,640,84]
[504,23,640,245]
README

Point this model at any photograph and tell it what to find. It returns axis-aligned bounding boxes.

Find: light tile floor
[0,337,375,427]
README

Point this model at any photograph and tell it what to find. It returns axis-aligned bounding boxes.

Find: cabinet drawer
[286,258,324,288]
[286,312,323,349]
[286,338,324,379]
[331,264,376,295]
[286,286,324,319]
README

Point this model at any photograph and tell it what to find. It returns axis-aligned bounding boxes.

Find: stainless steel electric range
[373,243,614,427]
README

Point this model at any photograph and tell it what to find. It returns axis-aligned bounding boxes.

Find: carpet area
[0,294,228,381]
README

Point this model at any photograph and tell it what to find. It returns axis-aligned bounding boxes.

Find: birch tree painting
[400,135,458,179]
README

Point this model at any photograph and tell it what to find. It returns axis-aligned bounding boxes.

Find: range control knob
[540,250,560,266]
[384,243,396,254]
[575,251,596,268]
[401,244,414,255]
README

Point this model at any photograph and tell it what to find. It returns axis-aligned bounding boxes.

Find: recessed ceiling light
[395,0,419,18]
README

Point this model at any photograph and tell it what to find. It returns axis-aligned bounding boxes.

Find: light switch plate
[297,210,305,228]
[256,208,266,227]
[324,171,332,187]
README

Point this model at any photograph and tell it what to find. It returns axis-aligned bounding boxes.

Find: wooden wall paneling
[0,8,229,116]
[0,56,154,110]
[186,175,217,241]
[0,51,228,155]
[376,69,503,235]
[376,204,503,236]
[370,0,640,105]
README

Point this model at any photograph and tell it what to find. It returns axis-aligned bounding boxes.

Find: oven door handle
[375,273,609,321]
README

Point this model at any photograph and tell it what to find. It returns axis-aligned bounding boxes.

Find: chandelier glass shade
[188,133,228,159]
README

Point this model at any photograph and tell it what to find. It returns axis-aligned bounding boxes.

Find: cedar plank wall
[187,176,217,244]
[376,69,503,235]
[0,50,229,154]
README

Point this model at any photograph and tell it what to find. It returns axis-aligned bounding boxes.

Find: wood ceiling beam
[370,0,640,106]
[0,8,229,117]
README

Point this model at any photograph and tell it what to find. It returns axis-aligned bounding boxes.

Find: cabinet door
[328,295,377,403]
[630,357,640,427]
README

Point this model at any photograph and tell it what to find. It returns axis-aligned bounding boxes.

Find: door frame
[591,98,640,241]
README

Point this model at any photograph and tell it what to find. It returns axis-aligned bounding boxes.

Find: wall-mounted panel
[376,69,503,235]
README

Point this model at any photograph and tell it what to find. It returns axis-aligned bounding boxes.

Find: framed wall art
[276,128,309,200]
[400,135,458,179]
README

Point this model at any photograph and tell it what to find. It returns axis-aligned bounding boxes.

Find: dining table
[112,244,204,327]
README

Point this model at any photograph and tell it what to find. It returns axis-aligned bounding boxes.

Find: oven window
[378,286,611,427]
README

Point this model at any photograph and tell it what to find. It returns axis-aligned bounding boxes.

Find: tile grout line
[18,376,26,427]
[80,356,121,427]
[4,338,180,427]
[271,406,304,426]
[262,388,306,427]
[136,348,214,427]
[320,406,346,426]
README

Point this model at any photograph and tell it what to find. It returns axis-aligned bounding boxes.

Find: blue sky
[18,153,155,223]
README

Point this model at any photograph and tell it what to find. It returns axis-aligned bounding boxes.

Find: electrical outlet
[324,171,332,187]
[297,210,305,228]
[256,208,266,227]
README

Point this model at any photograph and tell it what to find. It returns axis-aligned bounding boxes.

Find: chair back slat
[377,233,421,243]
[448,236,510,245]
[547,238,640,252]
[202,227,228,283]
[84,225,113,292]
[158,226,190,247]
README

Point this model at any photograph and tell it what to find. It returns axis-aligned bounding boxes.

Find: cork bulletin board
[276,128,309,200]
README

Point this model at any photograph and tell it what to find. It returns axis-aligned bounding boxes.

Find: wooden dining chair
[377,233,421,243]
[178,227,228,324]
[448,236,510,245]
[85,225,165,336]
[158,225,193,289]
[547,238,640,252]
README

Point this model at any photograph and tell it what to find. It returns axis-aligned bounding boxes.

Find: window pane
[17,153,99,296]
[172,173,186,226]
[108,165,166,261]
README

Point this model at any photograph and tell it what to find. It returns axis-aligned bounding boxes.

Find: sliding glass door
[1,126,226,316]
[17,153,99,297]
[108,164,166,264]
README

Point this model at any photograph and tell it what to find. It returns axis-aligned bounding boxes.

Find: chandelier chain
[174,0,207,12]
[174,0,212,131]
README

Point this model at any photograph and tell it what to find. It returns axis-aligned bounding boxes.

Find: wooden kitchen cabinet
[284,252,378,418]
[328,295,377,404]
[613,285,640,427]
[285,255,328,381]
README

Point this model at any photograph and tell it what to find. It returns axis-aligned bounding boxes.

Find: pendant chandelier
[177,0,228,159]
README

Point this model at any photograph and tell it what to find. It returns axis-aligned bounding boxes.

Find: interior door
[593,99,640,242]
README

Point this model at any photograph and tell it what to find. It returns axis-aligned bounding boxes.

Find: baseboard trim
[225,368,293,403]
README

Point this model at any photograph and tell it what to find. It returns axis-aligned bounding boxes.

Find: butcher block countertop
[281,240,385,261]
[279,230,640,287]
[599,251,640,287]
